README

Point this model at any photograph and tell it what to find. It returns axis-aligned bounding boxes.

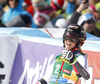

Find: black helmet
[63,24,86,48]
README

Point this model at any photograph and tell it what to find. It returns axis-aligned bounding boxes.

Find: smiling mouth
[66,42,71,46]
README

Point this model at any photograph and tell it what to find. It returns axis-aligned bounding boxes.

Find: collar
[73,50,79,54]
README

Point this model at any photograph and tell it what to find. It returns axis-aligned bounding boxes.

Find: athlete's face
[64,38,76,50]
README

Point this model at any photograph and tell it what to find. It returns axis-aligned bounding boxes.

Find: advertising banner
[78,50,100,84]
[10,40,64,84]
[0,36,19,84]
[9,40,100,84]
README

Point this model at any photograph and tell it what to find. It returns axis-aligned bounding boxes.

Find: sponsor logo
[55,57,69,63]
[63,69,71,74]
[50,76,68,83]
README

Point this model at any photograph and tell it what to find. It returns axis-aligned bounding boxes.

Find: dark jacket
[5,15,28,27]
[67,11,81,27]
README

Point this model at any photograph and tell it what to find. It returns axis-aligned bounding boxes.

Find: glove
[62,49,77,64]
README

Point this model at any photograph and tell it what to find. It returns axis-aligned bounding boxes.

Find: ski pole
[55,60,65,84]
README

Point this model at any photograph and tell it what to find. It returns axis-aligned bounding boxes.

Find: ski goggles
[85,19,95,25]
[64,37,79,43]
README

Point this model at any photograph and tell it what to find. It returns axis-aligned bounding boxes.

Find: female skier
[37,24,90,84]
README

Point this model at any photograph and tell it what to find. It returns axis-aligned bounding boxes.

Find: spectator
[23,0,34,17]
[32,0,55,28]
[77,13,95,35]
[2,0,37,28]
[67,0,89,26]
[50,0,65,25]
[87,2,100,37]
[5,14,31,27]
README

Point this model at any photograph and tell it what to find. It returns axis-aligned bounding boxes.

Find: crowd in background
[0,0,100,37]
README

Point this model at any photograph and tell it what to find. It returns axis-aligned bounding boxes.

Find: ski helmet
[63,24,86,48]
[77,13,95,26]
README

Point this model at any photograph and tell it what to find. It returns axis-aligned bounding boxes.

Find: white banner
[0,36,19,84]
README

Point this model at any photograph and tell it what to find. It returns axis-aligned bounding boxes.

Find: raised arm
[67,0,89,27]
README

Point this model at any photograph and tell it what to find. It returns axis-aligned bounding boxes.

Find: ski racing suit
[38,50,89,84]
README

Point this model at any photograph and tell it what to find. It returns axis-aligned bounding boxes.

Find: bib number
[54,64,60,74]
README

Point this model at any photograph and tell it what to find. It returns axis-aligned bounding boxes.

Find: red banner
[78,50,100,84]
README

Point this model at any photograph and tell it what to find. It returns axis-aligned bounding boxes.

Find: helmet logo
[68,25,78,29]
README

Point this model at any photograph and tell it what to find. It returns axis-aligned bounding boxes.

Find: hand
[76,0,89,13]
[62,49,77,64]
